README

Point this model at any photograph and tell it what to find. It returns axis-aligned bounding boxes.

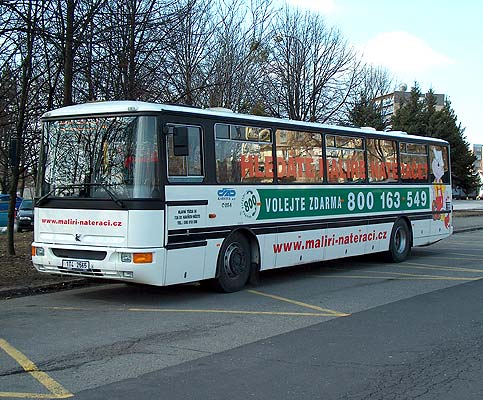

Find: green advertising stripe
[257,187,431,220]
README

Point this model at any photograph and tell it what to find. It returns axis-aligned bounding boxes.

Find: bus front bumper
[31,242,166,286]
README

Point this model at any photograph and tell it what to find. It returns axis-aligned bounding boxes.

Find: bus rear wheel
[214,232,251,293]
[387,219,411,262]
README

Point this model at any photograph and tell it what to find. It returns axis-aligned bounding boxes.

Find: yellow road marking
[248,290,349,316]
[128,308,340,317]
[401,262,483,273]
[313,274,481,281]
[364,269,480,280]
[43,306,339,317]
[447,252,483,258]
[0,393,69,399]
[445,241,483,246]
[424,256,483,262]
[0,339,73,399]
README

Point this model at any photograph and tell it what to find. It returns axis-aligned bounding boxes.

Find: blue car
[0,194,24,228]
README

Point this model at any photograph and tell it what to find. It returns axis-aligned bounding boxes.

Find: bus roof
[41,100,449,145]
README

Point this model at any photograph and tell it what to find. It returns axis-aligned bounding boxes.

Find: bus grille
[52,248,107,260]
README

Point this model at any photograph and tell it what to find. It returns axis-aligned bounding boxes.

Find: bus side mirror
[173,126,189,156]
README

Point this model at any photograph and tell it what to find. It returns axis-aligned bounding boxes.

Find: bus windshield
[39,115,159,200]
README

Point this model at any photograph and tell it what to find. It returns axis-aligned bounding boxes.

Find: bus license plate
[62,260,90,270]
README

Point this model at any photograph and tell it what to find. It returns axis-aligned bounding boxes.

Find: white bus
[32,101,452,292]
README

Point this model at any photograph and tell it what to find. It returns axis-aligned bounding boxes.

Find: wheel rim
[394,226,407,254]
[223,242,248,279]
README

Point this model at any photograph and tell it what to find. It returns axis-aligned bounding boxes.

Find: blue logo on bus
[218,188,236,199]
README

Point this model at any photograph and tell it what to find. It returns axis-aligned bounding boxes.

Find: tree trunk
[7,2,35,255]
[63,0,75,106]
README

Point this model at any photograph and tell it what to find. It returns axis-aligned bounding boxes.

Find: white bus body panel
[32,208,167,285]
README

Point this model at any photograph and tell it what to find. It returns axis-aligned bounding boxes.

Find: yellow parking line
[402,262,483,273]
[447,252,483,258]
[364,270,479,281]
[313,275,480,281]
[446,241,483,246]
[247,290,349,316]
[426,256,483,262]
[128,308,340,317]
[315,275,431,280]
[0,339,73,399]
[0,392,68,399]
[44,306,340,317]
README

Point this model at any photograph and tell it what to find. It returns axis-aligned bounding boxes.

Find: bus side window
[400,143,428,183]
[167,125,204,182]
[367,139,399,183]
[429,145,450,184]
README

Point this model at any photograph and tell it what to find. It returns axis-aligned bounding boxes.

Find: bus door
[163,123,207,285]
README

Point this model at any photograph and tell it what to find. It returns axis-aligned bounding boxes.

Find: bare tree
[262,7,360,123]
[343,65,395,130]
[79,0,178,101]
[205,0,274,111]
[162,0,218,105]
[0,0,45,254]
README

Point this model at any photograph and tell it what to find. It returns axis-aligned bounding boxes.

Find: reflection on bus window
[275,130,323,183]
[326,134,366,183]
[215,123,273,184]
[367,139,398,183]
[400,142,428,183]
[41,116,160,199]
[167,125,203,182]
[429,145,450,184]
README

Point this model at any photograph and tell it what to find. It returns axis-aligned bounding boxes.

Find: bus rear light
[133,252,153,264]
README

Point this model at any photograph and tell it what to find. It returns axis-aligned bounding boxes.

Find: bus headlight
[32,246,45,256]
[120,253,132,263]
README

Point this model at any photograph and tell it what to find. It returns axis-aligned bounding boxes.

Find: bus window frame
[214,122,274,185]
[274,128,325,185]
[324,132,367,185]
[366,137,399,185]
[165,123,205,184]
[398,141,430,184]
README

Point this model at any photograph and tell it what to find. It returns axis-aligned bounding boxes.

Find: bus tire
[387,219,411,263]
[214,232,251,293]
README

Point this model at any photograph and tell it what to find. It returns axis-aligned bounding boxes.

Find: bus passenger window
[215,123,273,184]
[367,139,398,183]
[429,145,450,184]
[167,125,203,182]
[399,142,428,183]
[275,130,323,183]
[326,135,366,184]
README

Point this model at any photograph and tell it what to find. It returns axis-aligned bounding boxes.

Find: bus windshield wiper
[36,187,57,206]
[36,183,125,208]
[81,183,125,208]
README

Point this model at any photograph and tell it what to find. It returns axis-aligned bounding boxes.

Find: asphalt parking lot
[1,227,483,398]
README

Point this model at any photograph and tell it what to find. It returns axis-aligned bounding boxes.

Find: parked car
[0,194,23,227]
[16,199,34,232]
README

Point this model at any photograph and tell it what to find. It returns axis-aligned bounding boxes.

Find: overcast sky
[286,0,482,146]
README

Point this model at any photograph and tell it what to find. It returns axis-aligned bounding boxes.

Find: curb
[0,278,96,300]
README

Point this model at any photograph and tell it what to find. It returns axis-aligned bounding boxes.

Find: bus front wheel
[214,232,251,293]
[387,219,411,263]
